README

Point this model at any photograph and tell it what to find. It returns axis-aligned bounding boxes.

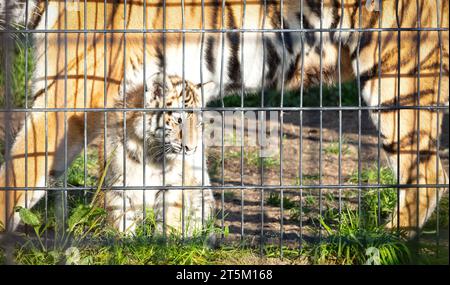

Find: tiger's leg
[155,163,215,238]
[154,189,203,237]
[380,108,448,238]
[155,187,215,238]
[154,188,182,237]
[187,169,215,237]
[344,0,449,239]
[182,188,215,237]
[360,59,448,238]
[105,190,144,234]
[0,95,86,232]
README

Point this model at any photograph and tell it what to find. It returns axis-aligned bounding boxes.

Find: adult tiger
[0,0,448,238]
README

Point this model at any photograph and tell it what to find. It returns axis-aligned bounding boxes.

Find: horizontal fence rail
[0,0,449,264]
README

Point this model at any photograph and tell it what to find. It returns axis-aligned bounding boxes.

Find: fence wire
[0,0,449,261]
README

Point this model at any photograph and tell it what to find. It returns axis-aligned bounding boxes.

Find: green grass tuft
[208,81,359,108]
[348,165,397,225]
[225,148,280,169]
[0,40,35,108]
[223,191,236,201]
[66,150,99,187]
[266,192,296,210]
[424,195,449,231]
[324,140,351,156]
[311,208,412,265]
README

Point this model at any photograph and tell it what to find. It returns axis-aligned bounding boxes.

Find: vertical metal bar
[83,0,88,203]
[103,0,108,211]
[200,0,206,229]
[298,0,305,253]
[21,0,30,238]
[415,0,421,240]
[181,0,186,240]
[435,0,444,257]
[142,0,148,233]
[44,0,49,246]
[161,0,167,240]
[83,0,88,204]
[356,0,362,219]
[219,0,226,241]
[260,0,268,257]
[279,0,286,258]
[337,0,344,223]
[63,0,69,232]
[240,0,247,241]
[395,0,402,234]
[1,0,14,232]
[318,0,324,241]
[122,0,128,232]
[377,0,383,227]
[24,0,30,217]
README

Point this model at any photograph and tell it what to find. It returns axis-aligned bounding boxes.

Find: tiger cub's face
[123,74,206,163]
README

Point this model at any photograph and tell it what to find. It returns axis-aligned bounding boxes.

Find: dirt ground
[207,111,450,247]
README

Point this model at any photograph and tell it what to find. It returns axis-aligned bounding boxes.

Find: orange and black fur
[0,0,448,237]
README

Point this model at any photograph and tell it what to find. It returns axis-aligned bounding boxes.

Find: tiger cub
[103,73,215,237]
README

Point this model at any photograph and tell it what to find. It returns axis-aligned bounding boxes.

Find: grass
[1,151,268,265]
[348,165,397,225]
[9,196,305,265]
[286,166,409,264]
[1,124,447,266]
[0,247,4,264]
[0,140,4,165]
[266,192,296,210]
[311,208,412,265]
[14,236,309,265]
[247,152,280,168]
[208,81,360,108]
[324,139,352,156]
[423,195,449,232]
[304,194,316,207]
[207,153,221,179]
[225,148,281,169]
[295,174,321,185]
[410,238,449,265]
[8,161,234,265]
[3,163,424,265]
[0,39,34,108]
[300,166,410,264]
[65,150,99,187]
[300,166,448,265]
[14,228,225,265]
[289,193,314,219]
[223,191,236,201]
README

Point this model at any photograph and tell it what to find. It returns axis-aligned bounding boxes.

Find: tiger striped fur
[0,0,448,238]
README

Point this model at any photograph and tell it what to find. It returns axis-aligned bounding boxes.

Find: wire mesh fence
[0,0,449,264]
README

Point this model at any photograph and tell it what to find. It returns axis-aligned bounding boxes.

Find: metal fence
[0,0,449,261]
